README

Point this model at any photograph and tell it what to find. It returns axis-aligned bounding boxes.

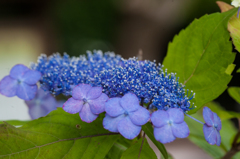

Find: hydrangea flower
[32,51,195,113]
[25,89,63,119]
[103,93,150,139]
[0,64,41,100]
[31,51,122,96]
[63,84,108,123]
[203,107,221,146]
[151,108,189,143]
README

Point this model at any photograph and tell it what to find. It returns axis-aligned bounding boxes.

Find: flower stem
[222,119,240,159]
[184,113,204,124]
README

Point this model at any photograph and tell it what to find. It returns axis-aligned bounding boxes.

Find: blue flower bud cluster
[31,50,195,112]
[31,50,122,96]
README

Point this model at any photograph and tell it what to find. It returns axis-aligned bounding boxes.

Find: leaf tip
[225,64,235,75]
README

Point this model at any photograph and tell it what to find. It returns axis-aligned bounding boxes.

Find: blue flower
[151,108,189,144]
[203,107,221,146]
[0,64,41,100]
[31,51,122,96]
[103,93,150,139]
[63,84,108,123]
[25,89,62,119]
[32,51,195,113]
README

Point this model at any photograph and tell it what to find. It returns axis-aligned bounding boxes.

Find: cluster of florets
[31,51,122,96]
[0,51,221,146]
[31,51,195,112]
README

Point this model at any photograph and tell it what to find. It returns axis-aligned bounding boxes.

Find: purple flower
[203,107,221,146]
[63,84,108,123]
[151,108,189,144]
[0,64,41,100]
[25,89,63,119]
[103,93,150,139]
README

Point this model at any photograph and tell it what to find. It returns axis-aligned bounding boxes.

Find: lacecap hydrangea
[0,50,221,145]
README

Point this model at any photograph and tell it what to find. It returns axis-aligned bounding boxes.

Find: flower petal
[105,97,124,117]
[103,114,124,133]
[203,107,214,126]
[87,86,102,100]
[62,97,83,114]
[0,76,18,97]
[216,131,221,146]
[27,102,49,119]
[168,108,184,123]
[151,110,169,128]
[120,93,139,112]
[10,64,29,79]
[118,117,141,139]
[89,93,108,114]
[16,83,38,100]
[129,106,150,126]
[79,103,98,123]
[203,124,217,145]
[171,122,189,138]
[213,112,222,131]
[72,84,92,100]
[21,70,41,85]
[154,125,175,144]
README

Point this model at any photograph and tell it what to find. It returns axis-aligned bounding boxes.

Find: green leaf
[237,68,240,73]
[120,136,157,159]
[225,64,235,75]
[105,143,127,159]
[185,106,240,159]
[0,120,29,127]
[0,108,120,159]
[105,136,138,159]
[142,122,168,159]
[228,9,240,53]
[228,87,240,104]
[163,9,237,114]
[205,102,240,120]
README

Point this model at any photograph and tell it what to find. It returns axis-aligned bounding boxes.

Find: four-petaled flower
[25,89,64,119]
[103,93,150,139]
[151,108,189,144]
[0,64,41,100]
[203,107,221,146]
[63,84,108,123]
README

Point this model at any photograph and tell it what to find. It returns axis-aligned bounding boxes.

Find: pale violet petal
[10,64,29,79]
[117,117,141,139]
[154,125,175,144]
[167,108,184,123]
[171,122,189,138]
[79,103,98,123]
[129,106,150,126]
[203,107,214,126]
[105,97,124,117]
[88,93,108,114]
[16,83,38,100]
[151,110,169,128]
[21,70,41,85]
[120,93,139,112]
[203,124,217,145]
[0,76,18,97]
[87,86,102,100]
[103,114,124,133]
[62,97,83,114]
[72,84,92,100]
